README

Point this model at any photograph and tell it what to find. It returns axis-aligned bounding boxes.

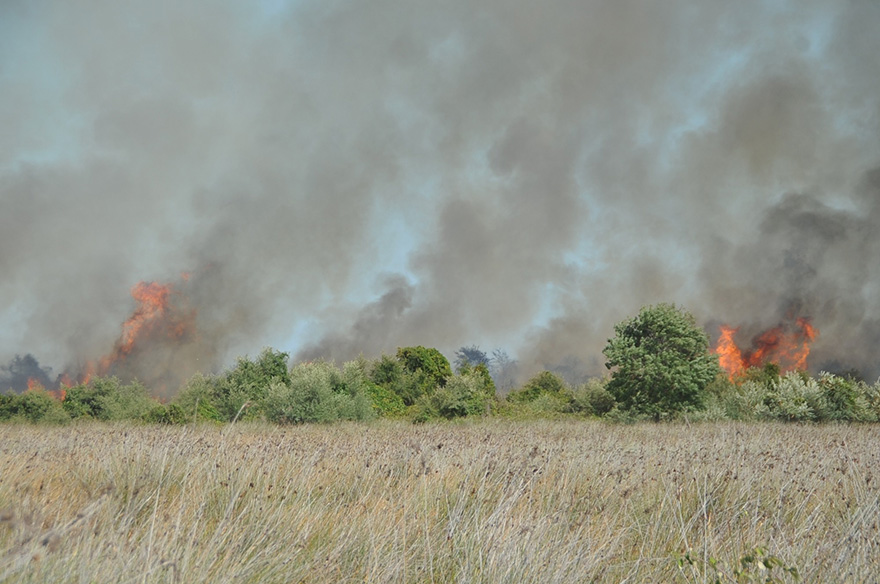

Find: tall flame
[714,318,818,380]
[62,278,195,390]
[23,277,196,402]
[714,325,745,379]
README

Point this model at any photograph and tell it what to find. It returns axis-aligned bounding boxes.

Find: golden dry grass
[0,420,878,583]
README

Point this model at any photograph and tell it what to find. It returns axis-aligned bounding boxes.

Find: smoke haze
[2,0,879,392]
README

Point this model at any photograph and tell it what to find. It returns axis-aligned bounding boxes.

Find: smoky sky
[2,0,879,391]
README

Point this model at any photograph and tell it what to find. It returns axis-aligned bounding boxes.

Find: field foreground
[0,421,878,583]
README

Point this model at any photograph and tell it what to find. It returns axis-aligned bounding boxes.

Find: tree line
[3,304,880,424]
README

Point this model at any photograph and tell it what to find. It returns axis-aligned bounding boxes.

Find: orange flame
[117,281,173,358]
[64,279,194,387]
[714,325,745,379]
[714,318,818,380]
[27,377,65,401]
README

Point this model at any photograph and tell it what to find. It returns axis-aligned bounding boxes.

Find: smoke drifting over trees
[1,0,879,391]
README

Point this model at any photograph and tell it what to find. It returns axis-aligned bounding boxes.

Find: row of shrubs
[505,366,880,423]
[2,348,880,425]
[0,347,494,425]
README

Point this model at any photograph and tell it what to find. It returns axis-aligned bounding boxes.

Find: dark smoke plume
[1,0,879,391]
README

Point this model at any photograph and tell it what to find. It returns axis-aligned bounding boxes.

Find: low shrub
[143,403,188,425]
[0,389,70,424]
[508,371,568,404]
[569,378,616,416]
[262,361,374,424]
[172,372,224,422]
[63,377,159,421]
[415,369,495,421]
[210,348,291,421]
[817,372,876,422]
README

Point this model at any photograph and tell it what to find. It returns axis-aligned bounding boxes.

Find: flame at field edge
[713,318,818,381]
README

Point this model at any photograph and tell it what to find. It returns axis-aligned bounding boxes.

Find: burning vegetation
[17,277,197,398]
[714,318,818,380]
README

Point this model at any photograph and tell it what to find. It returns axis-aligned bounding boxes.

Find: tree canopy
[603,303,721,417]
[396,346,452,388]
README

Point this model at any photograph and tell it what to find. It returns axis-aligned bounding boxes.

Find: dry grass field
[1,420,878,583]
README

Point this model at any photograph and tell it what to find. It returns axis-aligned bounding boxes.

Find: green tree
[603,303,721,418]
[396,346,452,388]
[368,354,430,406]
[375,346,452,406]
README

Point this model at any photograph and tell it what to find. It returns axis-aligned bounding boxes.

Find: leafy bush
[262,361,374,424]
[355,355,405,416]
[569,378,616,416]
[416,369,496,420]
[363,381,406,417]
[143,403,188,425]
[0,393,13,420]
[766,372,827,421]
[508,371,568,404]
[524,392,572,417]
[604,303,721,418]
[211,348,291,421]
[369,353,438,406]
[396,346,451,389]
[63,377,159,421]
[817,372,875,422]
[864,379,880,420]
[0,389,70,424]
[172,372,224,422]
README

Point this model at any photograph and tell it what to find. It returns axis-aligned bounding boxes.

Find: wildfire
[63,278,195,389]
[715,325,745,379]
[26,376,66,401]
[113,281,173,359]
[5,274,198,401]
[713,318,818,380]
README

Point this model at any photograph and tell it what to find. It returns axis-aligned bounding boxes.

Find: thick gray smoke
[2,0,879,393]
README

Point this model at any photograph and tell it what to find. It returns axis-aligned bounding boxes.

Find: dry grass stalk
[0,420,877,582]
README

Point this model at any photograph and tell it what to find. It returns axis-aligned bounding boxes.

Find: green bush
[569,378,616,416]
[211,348,291,421]
[459,363,496,401]
[357,354,406,416]
[363,381,406,417]
[865,380,880,420]
[368,354,437,406]
[508,371,568,404]
[719,371,876,422]
[396,346,451,388]
[262,361,374,424]
[0,389,70,424]
[62,377,159,421]
[604,303,721,418]
[526,392,572,416]
[767,372,827,421]
[416,369,496,420]
[143,403,188,425]
[817,372,875,422]
[173,372,224,422]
